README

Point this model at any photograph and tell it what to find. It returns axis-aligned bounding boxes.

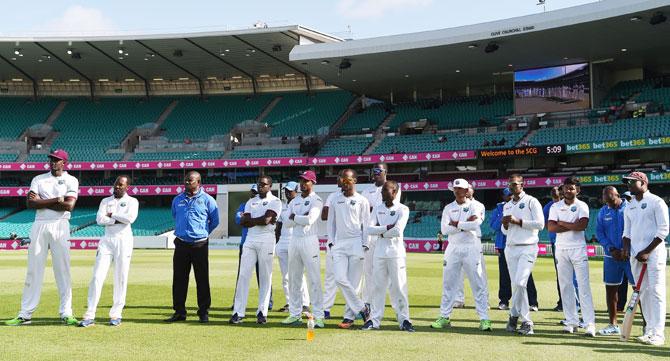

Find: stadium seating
[0,98,59,140]
[71,207,173,237]
[528,116,670,146]
[373,130,525,154]
[317,136,373,156]
[132,151,224,161]
[388,94,512,130]
[338,104,387,135]
[49,98,171,161]
[0,153,18,162]
[228,148,303,159]
[162,95,274,142]
[264,91,354,137]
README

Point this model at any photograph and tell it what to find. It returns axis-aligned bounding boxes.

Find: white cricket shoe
[643,335,665,346]
[562,325,578,334]
[584,323,596,337]
[597,324,620,336]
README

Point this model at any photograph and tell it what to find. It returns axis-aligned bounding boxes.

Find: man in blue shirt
[165,171,219,323]
[490,188,538,310]
[596,186,633,335]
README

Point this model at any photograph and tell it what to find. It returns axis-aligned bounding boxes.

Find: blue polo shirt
[596,200,627,257]
[235,201,248,245]
[172,188,219,243]
[489,202,506,249]
[543,200,556,244]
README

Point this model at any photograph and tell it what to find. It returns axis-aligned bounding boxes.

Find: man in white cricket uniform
[6,150,79,326]
[361,163,401,307]
[622,171,668,346]
[327,169,371,329]
[281,171,325,327]
[501,174,544,336]
[275,181,309,313]
[431,178,491,331]
[78,175,139,327]
[548,176,596,337]
[231,175,282,325]
[362,180,414,332]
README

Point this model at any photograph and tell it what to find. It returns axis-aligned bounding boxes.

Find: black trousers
[616,273,629,311]
[551,243,562,307]
[172,238,210,316]
[498,248,538,306]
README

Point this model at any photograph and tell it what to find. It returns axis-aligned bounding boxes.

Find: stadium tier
[48,98,171,161]
[338,104,388,135]
[372,130,526,154]
[228,148,304,159]
[161,95,274,142]
[0,98,59,140]
[317,136,373,156]
[0,154,18,162]
[264,91,354,137]
[528,116,670,146]
[388,94,513,130]
[132,151,225,161]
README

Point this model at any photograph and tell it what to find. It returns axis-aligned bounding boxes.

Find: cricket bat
[620,263,647,341]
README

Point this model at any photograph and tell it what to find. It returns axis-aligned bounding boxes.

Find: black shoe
[229,313,243,324]
[199,314,209,323]
[359,304,371,322]
[278,304,289,312]
[401,320,416,333]
[361,320,377,331]
[302,305,310,313]
[552,304,563,312]
[164,314,186,323]
[256,311,267,325]
[324,310,331,319]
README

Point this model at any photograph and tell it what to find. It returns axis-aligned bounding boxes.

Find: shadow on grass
[523,340,668,357]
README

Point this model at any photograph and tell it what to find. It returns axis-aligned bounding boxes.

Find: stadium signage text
[566,136,670,153]
[478,145,564,159]
[490,25,535,37]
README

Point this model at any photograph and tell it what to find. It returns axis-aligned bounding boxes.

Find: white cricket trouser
[323,247,337,311]
[19,219,72,319]
[453,250,487,304]
[276,242,309,307]
[556,246,595,326]
[631,246,667,338]
[440,242,489,320]
[332,238,365,319]
[362,237,376,304]
[288,236,323,318]
[505,244,538,323]
[370,256,410,328]
[83,235,133,320]
[233,239,274,317]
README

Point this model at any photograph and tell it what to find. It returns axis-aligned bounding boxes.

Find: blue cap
[502,188,512,197]
[250,184,258,193]
[283,181,299,192]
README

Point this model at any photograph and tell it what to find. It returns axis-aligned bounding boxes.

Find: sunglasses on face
[372,168,384,175]
[508,182,523,186]
[624,179,640,185]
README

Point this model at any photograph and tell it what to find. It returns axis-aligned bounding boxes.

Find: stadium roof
[290,0,670,100]
[0,25,341,87]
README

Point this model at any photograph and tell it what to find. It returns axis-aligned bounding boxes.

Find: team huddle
[3,150,668,346]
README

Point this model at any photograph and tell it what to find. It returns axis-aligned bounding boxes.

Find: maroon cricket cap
[622,171,648,184]
[48,149,69,162]
[298,170,317,184]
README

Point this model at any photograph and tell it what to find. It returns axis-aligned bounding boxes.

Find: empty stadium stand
[338,104,388,135]
[0,98,59,140]
[317,136,373,156]
[132,150,224,161]
[372,130,526,154]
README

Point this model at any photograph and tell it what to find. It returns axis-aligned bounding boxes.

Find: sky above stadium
[514,63,588,82]
[1,0,600,39]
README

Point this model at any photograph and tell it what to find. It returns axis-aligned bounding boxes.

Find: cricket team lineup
[3,149,668,347]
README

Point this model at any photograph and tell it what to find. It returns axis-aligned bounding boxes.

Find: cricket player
[327,169,371,328]
[501,174,544,336]
[321,169,348,319]
[6,149,79,326]
[596,186,632,336]
[78,175,139,327]
[548,176,596,337]
[622,171,668,346]
[362,180,414,332]
[231,175,282,325]
[281,171,325,327]
[361,163,401,307]
[431,178,491,331]
[275,181,309,313]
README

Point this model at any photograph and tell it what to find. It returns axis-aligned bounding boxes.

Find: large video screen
[514,63,590,115]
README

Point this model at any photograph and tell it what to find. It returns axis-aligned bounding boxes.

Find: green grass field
[0,250,667,360]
